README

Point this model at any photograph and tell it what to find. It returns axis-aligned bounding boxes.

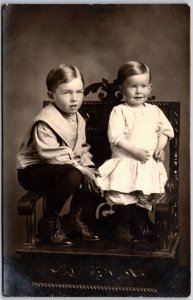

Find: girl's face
[50,77,84,115]
[121,73,152,107]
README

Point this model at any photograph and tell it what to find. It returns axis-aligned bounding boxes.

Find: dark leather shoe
[135,222,157,241]
[37,215,73,247]
[67,225,100,241]
[62,209,100,241]
[133,206,158,241]
[112,225,135,242]
[49,230,73,247]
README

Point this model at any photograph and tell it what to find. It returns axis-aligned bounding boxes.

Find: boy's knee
[65,167,82,188]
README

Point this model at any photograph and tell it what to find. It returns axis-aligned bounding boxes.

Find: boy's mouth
[69,105,78,108]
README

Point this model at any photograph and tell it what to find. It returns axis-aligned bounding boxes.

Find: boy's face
[121,73,152,107]
[51,78,84,115]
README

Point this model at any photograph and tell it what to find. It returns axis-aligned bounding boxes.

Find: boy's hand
[89,167,102,178]
[154,148,165,162]
[78,166,101,193]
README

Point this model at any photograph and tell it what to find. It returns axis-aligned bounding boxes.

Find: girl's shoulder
[111,103,129,112]
[145,103,161,113]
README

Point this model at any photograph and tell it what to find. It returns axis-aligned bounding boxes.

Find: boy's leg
[18,164,82,246]
[18,164,82,214]
[62,187,101,241]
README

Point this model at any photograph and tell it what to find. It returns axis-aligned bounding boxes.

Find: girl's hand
[133,148,151,163]
[78,166,101,193]
[154,148,165,162]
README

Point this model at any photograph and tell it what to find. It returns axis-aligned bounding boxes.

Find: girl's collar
[125,102,147,108]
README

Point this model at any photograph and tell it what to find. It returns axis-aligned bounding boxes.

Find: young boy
[17,64,101,247]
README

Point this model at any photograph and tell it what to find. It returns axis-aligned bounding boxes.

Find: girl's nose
[136,86,142,93]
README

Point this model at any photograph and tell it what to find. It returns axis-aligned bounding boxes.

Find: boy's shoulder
[34,103,56,122]
[33,103,85,128]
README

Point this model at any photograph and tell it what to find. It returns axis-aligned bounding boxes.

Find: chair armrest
[18,192,43,216]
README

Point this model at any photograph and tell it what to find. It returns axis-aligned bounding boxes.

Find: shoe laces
[54,216,64,236]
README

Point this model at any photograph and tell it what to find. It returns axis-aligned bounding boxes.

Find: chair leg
[25,204,38,247]
[42,196,46,216]
[158,219,169,250]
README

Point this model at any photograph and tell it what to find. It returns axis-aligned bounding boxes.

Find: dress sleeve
[156,107,174,139]
[34,121,79,166]
[108,105,126,145]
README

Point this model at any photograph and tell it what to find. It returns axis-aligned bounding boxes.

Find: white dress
[97,103,174,206]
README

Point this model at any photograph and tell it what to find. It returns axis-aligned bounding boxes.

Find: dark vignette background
[3,4,190,268]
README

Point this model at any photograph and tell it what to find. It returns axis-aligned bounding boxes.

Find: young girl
[17,64,101,247]
[97,61,174,241]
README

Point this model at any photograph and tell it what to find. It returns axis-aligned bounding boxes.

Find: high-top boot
[63,207,100,241]
[133,205,157,241]
[62,190,100,241]
[109,204,136,242]
[37,214,73,247]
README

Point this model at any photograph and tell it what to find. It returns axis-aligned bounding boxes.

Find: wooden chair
[16,79,181,296]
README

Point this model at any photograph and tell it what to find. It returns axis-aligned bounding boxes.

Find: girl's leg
[108,204,136,242]
[137,192,155,212]
[134,192,157,240]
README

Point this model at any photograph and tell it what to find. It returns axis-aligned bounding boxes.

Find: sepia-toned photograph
[2,3,190,297]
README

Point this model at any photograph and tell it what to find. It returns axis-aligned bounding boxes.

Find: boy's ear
[47,91,54,100]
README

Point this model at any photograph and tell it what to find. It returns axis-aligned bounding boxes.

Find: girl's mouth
[134,97,143,100]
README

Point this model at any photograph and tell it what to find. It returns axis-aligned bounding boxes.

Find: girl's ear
[119,85,125,95]
[47,91,54,100]
[149,83,152,91]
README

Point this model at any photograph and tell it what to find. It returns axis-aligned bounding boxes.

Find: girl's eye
[129,85,136,89]
[77,90,83,94]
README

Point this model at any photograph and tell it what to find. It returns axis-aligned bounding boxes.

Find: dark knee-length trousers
[18,164,85,216]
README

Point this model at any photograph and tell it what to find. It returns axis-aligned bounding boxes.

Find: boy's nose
[70,93,77,101]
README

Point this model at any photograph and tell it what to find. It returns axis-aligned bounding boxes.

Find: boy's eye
[77,90,83,94]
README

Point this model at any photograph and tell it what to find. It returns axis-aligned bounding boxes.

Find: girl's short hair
[116,61,151,85]
[46,64,85,92]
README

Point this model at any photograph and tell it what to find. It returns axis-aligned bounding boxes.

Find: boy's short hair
[46,64,85,92]
[116,61,151,85]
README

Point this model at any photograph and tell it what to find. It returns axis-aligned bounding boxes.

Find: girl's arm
[154,106,174,162]
[117,138,151,163]
[108,106,150,163]
[154,134,168,161]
